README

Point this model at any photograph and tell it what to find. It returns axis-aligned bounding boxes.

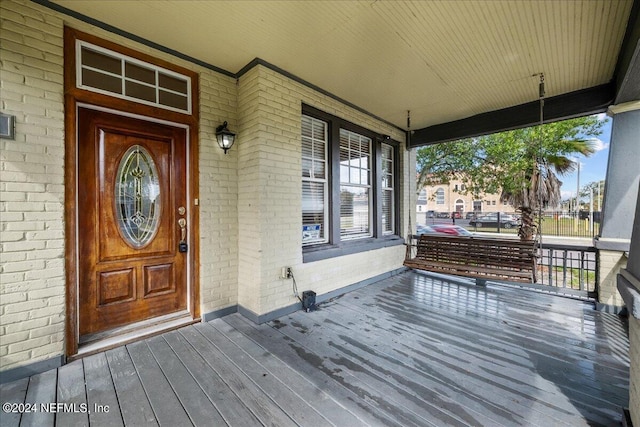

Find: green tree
[579,180,606,210]
[416,116,605,240]
[563,180,606,211]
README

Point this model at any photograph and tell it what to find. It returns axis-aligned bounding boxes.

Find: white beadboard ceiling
[52,0,634,130]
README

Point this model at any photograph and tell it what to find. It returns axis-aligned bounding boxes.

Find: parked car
[469,212,519,228]
[417,224,472,236]
[436,212,450,218]
[426,210,435,218]
[465,212,477,219]
[451,211,462,219]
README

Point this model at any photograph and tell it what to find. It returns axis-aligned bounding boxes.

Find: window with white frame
[436,188,445,204]
[381,143,394,235]
[301,107,400,255]
[301,116,328,245]
[339,129,371,240]
[417,188,427,205]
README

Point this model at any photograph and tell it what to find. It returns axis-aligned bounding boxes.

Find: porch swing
[403,76,549,286]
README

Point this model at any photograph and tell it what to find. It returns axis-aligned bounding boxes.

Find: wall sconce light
[215,121,236,154]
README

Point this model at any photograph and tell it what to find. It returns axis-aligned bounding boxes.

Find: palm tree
[500,138,595,240]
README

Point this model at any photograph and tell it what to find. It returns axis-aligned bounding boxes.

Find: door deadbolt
[178,218,188,253]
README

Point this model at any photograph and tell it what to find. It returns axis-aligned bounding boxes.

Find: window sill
[302,236,405,263]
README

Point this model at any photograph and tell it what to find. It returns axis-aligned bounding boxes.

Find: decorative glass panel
[159,90,188,111]
[81,47,121,74]
[159,72,188,93]
[115,145,161,248]
[125,62,155,84]
[81,69,122,94]
[77,40,191,113]
[125,80,156,102]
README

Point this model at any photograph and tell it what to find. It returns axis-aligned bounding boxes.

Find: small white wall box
[302,291,316,312]
[0,113,15,140]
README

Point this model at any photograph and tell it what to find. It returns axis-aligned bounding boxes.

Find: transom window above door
[76,41,192,114]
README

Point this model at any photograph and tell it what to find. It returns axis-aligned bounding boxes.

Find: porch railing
[533,243,598,300]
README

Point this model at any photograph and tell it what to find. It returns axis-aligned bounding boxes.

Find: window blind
[339,129,371,240]
[301,115,328,245]
[381,143,394,235]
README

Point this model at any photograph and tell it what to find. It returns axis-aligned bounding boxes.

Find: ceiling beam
[409,83,616,148]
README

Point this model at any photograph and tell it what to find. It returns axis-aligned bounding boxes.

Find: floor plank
[328,286,616,420]
[20,369,56,427]
[196,321,333,426]
[83,352,124,427]
[329,272,628,425]
[145,335,227,426]
[180,325,298,427]
[384,275,630,418]
[126,340,192,426]
[0,377,28,427]
[223,314,414,427]
[104,346,157,427]
[161,330,261,427]
[270,311,492,427]
[209,318,367,427]
[298,294,581,426]
[55,360,88,427]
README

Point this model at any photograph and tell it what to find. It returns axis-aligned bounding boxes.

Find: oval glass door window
[115,144,161,247]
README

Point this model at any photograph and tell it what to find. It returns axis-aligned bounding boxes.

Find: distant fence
[419,210,600,238]
[538,211,601,238]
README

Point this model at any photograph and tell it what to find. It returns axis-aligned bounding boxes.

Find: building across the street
[417,178,514,222]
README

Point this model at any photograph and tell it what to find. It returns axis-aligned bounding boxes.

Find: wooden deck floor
[0,270,630,426]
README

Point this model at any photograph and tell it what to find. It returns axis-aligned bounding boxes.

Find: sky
[558,113,611,203]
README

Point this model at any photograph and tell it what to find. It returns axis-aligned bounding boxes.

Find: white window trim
[76,40,192,114]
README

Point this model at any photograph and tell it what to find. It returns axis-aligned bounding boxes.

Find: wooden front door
[78,108,188,337]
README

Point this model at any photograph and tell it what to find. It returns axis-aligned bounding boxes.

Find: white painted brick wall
[237,65,411,315]
[236,66,264,314]
[197,68,239,314]
[0,0,66,371]
[598,250,627,307]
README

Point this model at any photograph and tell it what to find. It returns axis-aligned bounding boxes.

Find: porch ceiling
[51,0,635,137]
